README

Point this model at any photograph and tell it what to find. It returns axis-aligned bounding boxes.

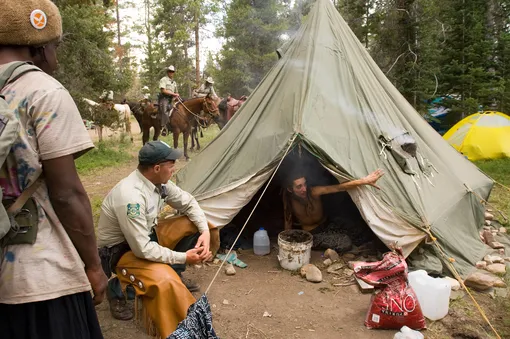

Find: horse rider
[193,77,217,99]
[142,85,151,101]
[159,65,180,135]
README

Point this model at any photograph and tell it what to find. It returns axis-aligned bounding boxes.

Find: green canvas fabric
[176,0,494,278]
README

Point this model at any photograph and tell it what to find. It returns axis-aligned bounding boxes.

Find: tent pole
[205,133,298,295]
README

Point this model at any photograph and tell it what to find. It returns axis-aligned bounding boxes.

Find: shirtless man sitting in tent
[283,169,384,252]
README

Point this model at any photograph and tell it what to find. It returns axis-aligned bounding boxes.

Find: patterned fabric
[0,62,94,304]
[167,294,218,339]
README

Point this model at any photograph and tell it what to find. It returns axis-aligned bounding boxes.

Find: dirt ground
[81,131,509,339]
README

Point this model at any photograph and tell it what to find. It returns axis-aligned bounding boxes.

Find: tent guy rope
[204,133,298,295]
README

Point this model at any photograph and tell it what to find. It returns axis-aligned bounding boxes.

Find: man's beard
[291,191,310,204]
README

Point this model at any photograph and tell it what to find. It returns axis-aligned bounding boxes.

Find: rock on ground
[324,249,340,262]
[443,276,461,291]
[485,263,506,275]
[305,264,323,283]
[476,261,487,269]
[300,264,315,278]
[225,263,236,276]
[464,271,506,291]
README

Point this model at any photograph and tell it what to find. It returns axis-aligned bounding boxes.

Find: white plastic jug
[408,270,451,321]
[393,326,424,339]
[253,228,270,255]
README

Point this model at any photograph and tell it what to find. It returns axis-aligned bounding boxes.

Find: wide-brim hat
[206,77,214,84]
[167,65,176,72]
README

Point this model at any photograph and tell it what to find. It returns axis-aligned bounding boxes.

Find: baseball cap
[138,141,182,165]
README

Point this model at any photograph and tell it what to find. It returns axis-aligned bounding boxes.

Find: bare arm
[311,169,385,197]
[42,155,107,304]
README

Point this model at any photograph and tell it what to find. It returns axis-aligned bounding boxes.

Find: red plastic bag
[353,248,426,330]
[352,248,408,286]
[365,279,426,330]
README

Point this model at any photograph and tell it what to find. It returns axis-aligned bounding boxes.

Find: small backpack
[0,61,42,243]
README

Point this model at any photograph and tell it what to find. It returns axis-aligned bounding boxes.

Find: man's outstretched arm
[312,169,385,197]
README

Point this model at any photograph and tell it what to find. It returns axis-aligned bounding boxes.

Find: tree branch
[432,73,439,97]
[436,19,447,44]
[386,51,407,75]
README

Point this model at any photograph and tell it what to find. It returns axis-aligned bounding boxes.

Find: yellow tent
[443,111,510,160]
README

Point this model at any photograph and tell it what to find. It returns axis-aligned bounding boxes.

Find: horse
[124,99,144,133]
[140,99,162,145]
[169,95,220,160]
[83,98,133,142]
[217,95,247,127]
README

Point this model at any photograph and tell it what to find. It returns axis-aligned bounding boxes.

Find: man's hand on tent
[362,169,385,189]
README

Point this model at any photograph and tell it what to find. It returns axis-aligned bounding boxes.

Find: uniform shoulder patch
[127,203,141,219]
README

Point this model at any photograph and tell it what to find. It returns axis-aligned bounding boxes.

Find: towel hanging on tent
[167,295,218,339]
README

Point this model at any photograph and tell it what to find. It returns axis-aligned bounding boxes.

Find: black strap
[0,61,38,90]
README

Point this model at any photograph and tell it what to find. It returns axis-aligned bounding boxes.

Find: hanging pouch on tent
[378,132,417,176]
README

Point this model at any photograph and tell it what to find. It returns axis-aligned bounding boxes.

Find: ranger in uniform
[158,65,179,134]
[194,76,217,99]
[97,141,218,336]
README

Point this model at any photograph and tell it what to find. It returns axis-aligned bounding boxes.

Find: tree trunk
[145,0,153,85]
[185,47,192,97]
[115,0,121,46]
[195,9,200,86]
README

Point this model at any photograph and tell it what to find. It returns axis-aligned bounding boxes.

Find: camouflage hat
[0,0,62,46]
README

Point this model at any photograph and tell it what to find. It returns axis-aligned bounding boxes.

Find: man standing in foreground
[97,141,217,336]
[0,1,107,338]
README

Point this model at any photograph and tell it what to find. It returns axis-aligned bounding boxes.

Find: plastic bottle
[253,228,270,255]
[393,326,424,339]
[408,270,451,321]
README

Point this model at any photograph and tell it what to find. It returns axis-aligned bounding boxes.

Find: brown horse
[217,95,247,127]
[141,99,162,145]
[170,96,220,160]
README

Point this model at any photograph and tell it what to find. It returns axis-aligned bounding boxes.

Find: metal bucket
[277,230,313,271]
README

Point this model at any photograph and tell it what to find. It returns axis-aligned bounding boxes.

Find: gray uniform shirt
[97,170,208,264]
[195,84,216,98]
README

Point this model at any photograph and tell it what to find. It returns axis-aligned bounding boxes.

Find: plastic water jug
[393,326,424,339]
[253,228,270,255]
[408,270,451,321]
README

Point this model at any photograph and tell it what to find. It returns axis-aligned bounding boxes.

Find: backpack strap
[1,62,44,214]
[0,61,39,90]
[7,178,44,215]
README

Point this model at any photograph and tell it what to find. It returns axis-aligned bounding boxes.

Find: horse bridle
[176,97,219,128]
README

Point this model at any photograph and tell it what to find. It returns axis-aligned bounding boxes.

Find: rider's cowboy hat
[167,65,176,72]
[0,0,62,46]
[206,77,214,84]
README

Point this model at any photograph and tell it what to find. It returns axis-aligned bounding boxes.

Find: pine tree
[215,0,289,97]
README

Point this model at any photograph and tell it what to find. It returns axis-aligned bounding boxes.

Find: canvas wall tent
[443,111,510,161]
[176,0,494,278]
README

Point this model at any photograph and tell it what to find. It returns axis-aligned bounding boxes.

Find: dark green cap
[138,141,182,165]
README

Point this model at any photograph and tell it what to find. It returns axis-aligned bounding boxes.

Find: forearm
[161,89,177,96]
[336,178,367,191]
[50,189,101,269]
[136,241,187,265]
